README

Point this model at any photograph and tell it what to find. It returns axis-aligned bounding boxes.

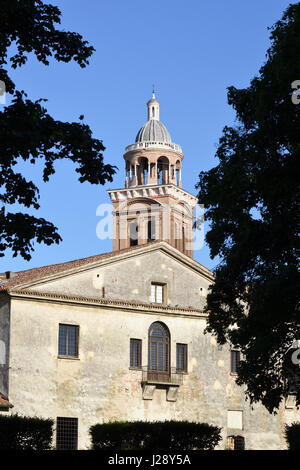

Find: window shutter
[67,326,77,356]
[151,284,156,302]
[156,285,163,303]
[234,436,245,450]
[227,436,235,450]
[58,324,67,356]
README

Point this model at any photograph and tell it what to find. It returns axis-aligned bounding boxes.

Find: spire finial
[152,84,155,99]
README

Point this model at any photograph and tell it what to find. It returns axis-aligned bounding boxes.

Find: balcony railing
[125,141,182,153]
[141,366,183,386]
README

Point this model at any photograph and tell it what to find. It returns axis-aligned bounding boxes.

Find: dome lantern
[147,92,160,121]
[135,91,172,144]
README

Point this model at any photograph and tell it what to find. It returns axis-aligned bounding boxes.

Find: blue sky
[1,0,294,273]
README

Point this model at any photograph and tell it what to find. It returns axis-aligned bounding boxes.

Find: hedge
[90,420,221,450]
[0,414,54,450]
[285,422,300,450]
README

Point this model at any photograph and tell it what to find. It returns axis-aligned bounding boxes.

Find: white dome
[135,119,171,143]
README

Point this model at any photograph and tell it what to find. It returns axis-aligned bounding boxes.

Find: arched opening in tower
[125,161,136,186]
[129,219,139,246]
[175,160,181,186]
[157,156,169,185]
[147,217,156,242]
[137,157,149,185]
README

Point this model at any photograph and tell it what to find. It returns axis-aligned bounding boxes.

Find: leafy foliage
[0,414,54,450]
[90,420,221,450]
[196,3,300,412]
[0,0,116,260]
[285,422,300,450]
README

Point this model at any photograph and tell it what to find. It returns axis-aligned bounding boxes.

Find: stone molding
[5,289,207,319]
[108,184,197,208]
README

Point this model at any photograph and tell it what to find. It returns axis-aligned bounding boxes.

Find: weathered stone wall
[8,296,284,450]
[29,250,212,309]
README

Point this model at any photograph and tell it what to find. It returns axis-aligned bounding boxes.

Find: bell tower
[107,93,197,258]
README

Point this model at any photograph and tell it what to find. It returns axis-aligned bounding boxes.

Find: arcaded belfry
[125,92,183,187]
[108,92,197,257]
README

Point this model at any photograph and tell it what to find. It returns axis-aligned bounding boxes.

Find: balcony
[141,366,183,386]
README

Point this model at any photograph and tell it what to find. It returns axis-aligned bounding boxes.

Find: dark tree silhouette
[0,0,116,260]
[196,3,300,413]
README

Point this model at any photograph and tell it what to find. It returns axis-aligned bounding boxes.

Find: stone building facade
[0,94,298,450]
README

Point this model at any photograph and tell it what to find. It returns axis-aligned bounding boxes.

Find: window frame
[148,322,170,380]
[176,343,188,373]
[58,324,79,358]
[150,282,166,304]
[230,349,240,374]
[130,338,142,369]
[56,417,78,450]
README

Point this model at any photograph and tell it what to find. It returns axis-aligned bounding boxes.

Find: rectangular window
[151,283,164,304]
[176,343,188,372]
[230,350,240,374]
[58,324,79,357]
[56,417,78,450]
[130,339,142,368]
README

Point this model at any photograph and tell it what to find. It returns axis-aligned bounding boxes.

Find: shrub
[90,420,221,450]
[0,414,54,450]
[285,422,300,450]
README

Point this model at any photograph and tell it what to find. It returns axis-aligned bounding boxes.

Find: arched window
[152,106,155,118]
[148,322,170,381]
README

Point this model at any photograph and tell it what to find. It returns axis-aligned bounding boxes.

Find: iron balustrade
[141,366,183,385]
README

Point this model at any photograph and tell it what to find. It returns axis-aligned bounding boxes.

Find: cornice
[108,184,197,206]
[7,289,207,319]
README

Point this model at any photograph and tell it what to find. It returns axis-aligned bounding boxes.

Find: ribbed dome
[135,119,171,143]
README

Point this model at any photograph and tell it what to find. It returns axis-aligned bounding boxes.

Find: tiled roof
[0,242,157,291]
[0,241,213,292]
